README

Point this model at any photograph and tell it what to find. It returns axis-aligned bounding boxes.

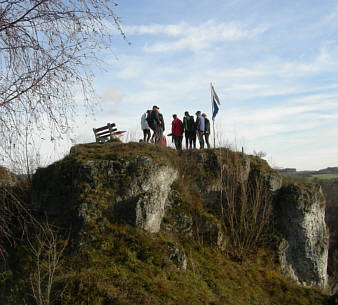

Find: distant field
[311,174,338,180]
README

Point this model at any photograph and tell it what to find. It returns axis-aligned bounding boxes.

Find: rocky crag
[32,141,328,288]
[1,141,332,304]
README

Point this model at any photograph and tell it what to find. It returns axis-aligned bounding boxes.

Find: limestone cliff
[31,141,329,291]
[277,183,328,289]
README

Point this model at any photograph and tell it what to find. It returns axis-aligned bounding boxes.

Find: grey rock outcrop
[277,183,328,289]
[266,172,283,192]
[112,156,178,233]
[33,156,178,234]
[78,156,178,233]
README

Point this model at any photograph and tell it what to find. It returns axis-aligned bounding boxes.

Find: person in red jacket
[171,114,183,150]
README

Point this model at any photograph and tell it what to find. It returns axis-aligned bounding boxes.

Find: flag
[211,84,220,120]
[212,100,219,120]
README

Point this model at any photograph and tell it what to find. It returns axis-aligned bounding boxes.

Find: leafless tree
[0,0,127,161]
[219,151,273,259]
[0,0,126,265]
[26,221,68,305]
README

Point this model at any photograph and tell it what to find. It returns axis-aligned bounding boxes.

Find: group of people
[140,105,166,145]
[141,106,211,150]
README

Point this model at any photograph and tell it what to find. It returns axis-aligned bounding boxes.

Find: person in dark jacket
[148,105,162,144]
[158,109,165,143]
[182,111,196,149]
[202,113,210,148]
[171,114,183,150]
[195,111,205,149]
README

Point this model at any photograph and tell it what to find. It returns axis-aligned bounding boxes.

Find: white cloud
[124,20,268,53]
[125,23,186,36]
[101,88,125,104]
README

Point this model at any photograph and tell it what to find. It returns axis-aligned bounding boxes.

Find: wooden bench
[93,123,126,143]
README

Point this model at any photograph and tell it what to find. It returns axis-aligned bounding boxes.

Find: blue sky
[72,0,338,170]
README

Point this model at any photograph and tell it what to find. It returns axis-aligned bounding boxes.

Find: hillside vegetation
[0,142,333,305]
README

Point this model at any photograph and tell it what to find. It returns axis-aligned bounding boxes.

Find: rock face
[33,155,177,234]
[31,143,329,290]
[111,156,178,233]
[277,183,329,289]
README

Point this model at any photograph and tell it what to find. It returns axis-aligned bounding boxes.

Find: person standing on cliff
[171,114,183,150]
[202,113,210,148]
[195,111,205,149]
[147,106,161,144]
[183,111,196,149]
[141,110,151,142]
[158,108,165,144]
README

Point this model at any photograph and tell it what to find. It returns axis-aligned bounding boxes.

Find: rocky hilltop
[1,141,333,304]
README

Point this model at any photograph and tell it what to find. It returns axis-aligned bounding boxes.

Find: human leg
[198,132,204,149]
[191,133,196,149]
[173,135,178,149]
[146,129,151,142]
[143,129,147,142]
[185,133,189,149]
[204,133,210,148]
[178,136,183,150]
[158,127,163,144]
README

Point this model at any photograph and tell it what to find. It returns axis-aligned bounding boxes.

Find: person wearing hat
[195,111,205,149]
[202,113,210,148]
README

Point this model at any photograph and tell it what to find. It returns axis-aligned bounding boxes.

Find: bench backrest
[93,123,117,142]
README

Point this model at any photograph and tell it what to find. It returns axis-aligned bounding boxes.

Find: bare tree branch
[0,0,126,162]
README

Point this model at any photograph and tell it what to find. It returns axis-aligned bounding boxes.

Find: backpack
[147,110,158,129]
[162,136,167,146]
[158,113,165,131]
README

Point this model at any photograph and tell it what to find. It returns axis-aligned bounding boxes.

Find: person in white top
[141,110,151,142]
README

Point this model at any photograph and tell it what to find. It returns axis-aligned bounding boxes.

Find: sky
[71,0,338,171]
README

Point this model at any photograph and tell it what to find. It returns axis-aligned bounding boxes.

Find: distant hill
[278,167,338,179]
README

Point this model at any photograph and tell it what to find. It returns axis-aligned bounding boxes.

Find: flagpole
[211,82,216,148]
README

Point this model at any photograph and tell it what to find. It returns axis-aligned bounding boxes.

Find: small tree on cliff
[0,0,127,161]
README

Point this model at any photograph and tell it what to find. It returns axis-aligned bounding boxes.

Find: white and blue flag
[211,84,221,120]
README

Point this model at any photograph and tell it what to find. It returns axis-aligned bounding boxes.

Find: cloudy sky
[73,0,338,171]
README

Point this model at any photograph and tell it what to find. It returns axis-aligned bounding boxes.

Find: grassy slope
[55,226,327,305]
[312,174,338,180]
[3,224,327,305]
[1,142,331,304]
